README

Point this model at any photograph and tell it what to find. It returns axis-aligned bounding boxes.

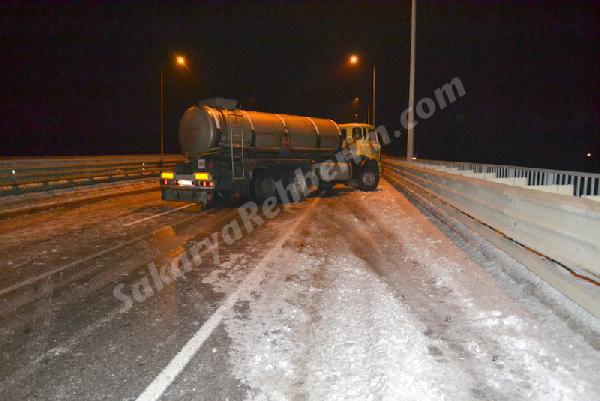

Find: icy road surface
[0,179,598,401]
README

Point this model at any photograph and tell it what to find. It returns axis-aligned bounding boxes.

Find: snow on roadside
[301,253,472,401]
[359,182,600,401]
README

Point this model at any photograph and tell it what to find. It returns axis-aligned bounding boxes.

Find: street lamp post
[160,65,164,155]
[348,54,376,126]
[407,0,416,159]
[160,55,187,155]
[372,65,376,126]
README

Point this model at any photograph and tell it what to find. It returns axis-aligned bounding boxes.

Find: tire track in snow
[217,195,473,401]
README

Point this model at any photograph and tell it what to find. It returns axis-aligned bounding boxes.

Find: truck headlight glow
[194,172,210,180]
[161,172,174,179]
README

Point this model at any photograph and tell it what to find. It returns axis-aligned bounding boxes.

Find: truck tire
[253,170,277,203]
[205,190,228,209]
[281,168,306,203]
[358,163,379,191]
[318,179,334,194]
[203,192,218,209]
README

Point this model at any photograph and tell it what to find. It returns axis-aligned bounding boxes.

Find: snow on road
[203,181,600,401]
[220,249,471,401]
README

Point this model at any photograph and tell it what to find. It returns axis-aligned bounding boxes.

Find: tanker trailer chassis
[160,99,381,207]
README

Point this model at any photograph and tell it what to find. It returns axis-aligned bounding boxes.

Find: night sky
[1,1,598,172]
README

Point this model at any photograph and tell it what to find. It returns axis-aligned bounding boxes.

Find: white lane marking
[135,199,320,401]
[124,204,193,227]
[0,213,203,297]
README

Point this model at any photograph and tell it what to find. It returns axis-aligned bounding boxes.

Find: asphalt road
[0,180,598,401]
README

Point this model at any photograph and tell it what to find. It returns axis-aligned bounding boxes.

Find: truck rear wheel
[204,190,228,209]
[318,179,334,194]
[253,170,277,203]
[281,168,307,203]
[358,163,379,191]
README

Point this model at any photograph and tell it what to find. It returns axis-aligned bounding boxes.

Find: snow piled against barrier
[218,249,472,401]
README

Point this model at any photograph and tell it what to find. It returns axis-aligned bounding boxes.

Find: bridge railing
[405,158,600,198]
[0,155,184,196]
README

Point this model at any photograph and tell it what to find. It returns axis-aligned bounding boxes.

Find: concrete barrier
[486,177,529,187]
[530,184,574,195]
[459,171,489,179]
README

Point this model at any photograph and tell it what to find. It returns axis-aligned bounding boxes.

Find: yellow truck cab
[338,123,382,175]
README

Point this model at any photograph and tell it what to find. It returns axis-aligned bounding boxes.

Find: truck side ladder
[227,110,245,180]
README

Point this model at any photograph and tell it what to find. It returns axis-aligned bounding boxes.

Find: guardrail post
[10,170,22,195]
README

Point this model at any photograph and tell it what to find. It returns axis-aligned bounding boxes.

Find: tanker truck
[160,98,381,206]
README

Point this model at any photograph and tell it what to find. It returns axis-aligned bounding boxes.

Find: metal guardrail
[406,158,600,197]
[384,157,600,318]
[384,157,600,277]
[0,155,184,196]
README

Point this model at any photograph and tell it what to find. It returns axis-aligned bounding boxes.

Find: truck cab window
[352,127,362,141]
[339,128,347,147]
[368,130,379,143]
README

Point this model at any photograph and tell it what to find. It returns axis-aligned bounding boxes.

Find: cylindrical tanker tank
[179,104,340,157]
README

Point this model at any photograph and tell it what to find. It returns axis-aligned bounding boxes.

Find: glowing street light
[587,153,592,157]
[351,97,362,122]
[176,55,187,67]
[348,54,359,65]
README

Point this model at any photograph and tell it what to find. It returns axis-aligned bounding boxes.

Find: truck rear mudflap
[161,187,213,204]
